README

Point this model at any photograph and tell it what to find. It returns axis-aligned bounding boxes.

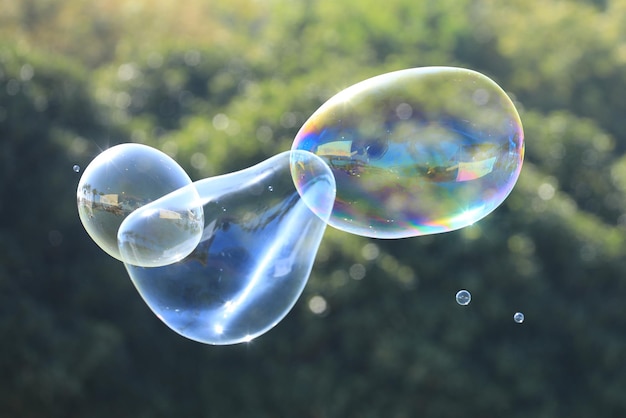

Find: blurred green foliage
[2,0,626,417]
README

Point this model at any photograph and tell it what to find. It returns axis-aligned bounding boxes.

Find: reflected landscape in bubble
[292,67,524,238]
[118,181,205,268]
[76,143,197,261]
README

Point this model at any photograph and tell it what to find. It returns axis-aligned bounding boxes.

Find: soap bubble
[514,312,525,323]
[123,150,336,345]
[456,289,471,306]
[118,183,205,267]
[292,67,524,238]
[73,164,80,173]
[76,143,201,261]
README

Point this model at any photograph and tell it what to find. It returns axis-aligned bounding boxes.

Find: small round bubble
[514,312,525,323]
[73,164,80,173]
[456,289,471,306]
[117,182,204,268]
[76,143,197,262]
[292,67,524,238]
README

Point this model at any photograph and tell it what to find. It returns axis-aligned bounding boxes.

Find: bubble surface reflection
[292,67,524,238]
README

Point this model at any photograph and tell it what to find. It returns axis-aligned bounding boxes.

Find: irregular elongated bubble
[76,143,202,261]
[291,67,524,238]
[122,151,336,345]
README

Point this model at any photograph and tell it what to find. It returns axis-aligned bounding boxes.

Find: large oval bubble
[291,67,524,238]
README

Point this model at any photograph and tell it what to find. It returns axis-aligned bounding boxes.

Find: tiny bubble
[514,312,525,323]
[455,289,471,306]
[73,164,80,173]
[268,185,273,192]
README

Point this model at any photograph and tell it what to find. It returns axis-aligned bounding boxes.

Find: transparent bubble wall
[122,151,336,345]
[291,67,524,238]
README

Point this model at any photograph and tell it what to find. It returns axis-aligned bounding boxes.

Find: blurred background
[2,0,626,416]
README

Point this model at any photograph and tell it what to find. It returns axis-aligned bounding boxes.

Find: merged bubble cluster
[291,67,524,238]
[76,66,525,345]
